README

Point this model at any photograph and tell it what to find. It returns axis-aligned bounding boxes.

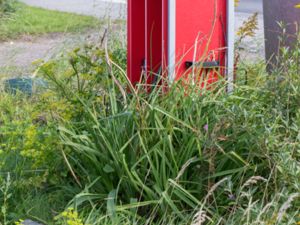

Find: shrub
[0,91,74,223]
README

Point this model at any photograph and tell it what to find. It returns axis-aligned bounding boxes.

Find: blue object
[4,77,48,95]
[4,78,33,95]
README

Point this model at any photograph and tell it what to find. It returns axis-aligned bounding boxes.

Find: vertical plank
[127,0,146,85]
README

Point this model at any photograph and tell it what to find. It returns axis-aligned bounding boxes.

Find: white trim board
[226,0,235,92]
[168,0,176,82]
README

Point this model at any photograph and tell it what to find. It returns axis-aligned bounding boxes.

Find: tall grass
[37,32,300,224]
[0,2,100,41]
[0,0,15,16]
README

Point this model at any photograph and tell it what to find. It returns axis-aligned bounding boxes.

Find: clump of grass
[0,0,15,16]
[0,2,100,41]
[0,26,299,224]
[35,33,300,224]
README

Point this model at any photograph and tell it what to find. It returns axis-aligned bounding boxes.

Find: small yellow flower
[55,208,84,225]
[15,219,24,225]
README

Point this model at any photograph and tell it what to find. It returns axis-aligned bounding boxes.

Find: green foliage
[55,208,84,225]
[0,2,100,40]
[1,31,299,224]
[35,35,300,224]
[0,92,75,223]
[0,0,15,16]
[0,174,11,225]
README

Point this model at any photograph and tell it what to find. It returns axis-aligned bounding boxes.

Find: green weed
[35,35,300,224]
[0,28,299,225]
[0,2,100,41]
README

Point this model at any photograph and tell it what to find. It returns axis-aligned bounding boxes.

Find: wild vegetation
[0,23,299,224]
[0,0,15,16]
[0,1,100,41]
[0,2,300,223]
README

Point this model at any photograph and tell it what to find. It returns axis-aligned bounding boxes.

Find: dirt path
[1,33,68,68]
[0,31,104,77]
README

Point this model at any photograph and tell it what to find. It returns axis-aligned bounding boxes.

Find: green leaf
[107,189,117,219]
[103,164,115,173]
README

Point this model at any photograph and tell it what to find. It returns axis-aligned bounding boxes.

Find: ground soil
[0,30,104,77]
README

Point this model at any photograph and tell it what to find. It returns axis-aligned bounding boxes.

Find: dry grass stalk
[242,176,267,188]
[276,193,299,223]
[191,210,209,225]
[175,157,197,182]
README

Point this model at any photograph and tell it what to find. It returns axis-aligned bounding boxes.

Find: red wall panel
[175,0,227,83]
[128,0,227,87]
[146,0,163,85]
[127,0,145,85]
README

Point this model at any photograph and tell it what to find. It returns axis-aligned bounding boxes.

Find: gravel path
[0,30,104,77]
[0,31,104,68]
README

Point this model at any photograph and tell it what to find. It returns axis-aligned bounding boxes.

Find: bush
[0,92,74,223]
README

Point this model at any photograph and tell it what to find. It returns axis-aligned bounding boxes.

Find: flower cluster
[55,208,84,225]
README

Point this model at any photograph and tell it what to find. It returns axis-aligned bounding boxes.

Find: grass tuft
[0,2,100,41]
[0,29,299,224]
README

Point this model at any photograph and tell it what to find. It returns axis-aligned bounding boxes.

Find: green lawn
[0,2,100,41]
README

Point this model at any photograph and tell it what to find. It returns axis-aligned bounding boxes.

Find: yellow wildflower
[15,219,24,225]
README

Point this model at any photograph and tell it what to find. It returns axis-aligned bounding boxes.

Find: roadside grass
[0,91,77,224]
[0,65,34,80]
[1,38,299,224]
[46,45,300,224]
[0,66,20,79]
[0,2,101,41]
[0,25,299,224]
